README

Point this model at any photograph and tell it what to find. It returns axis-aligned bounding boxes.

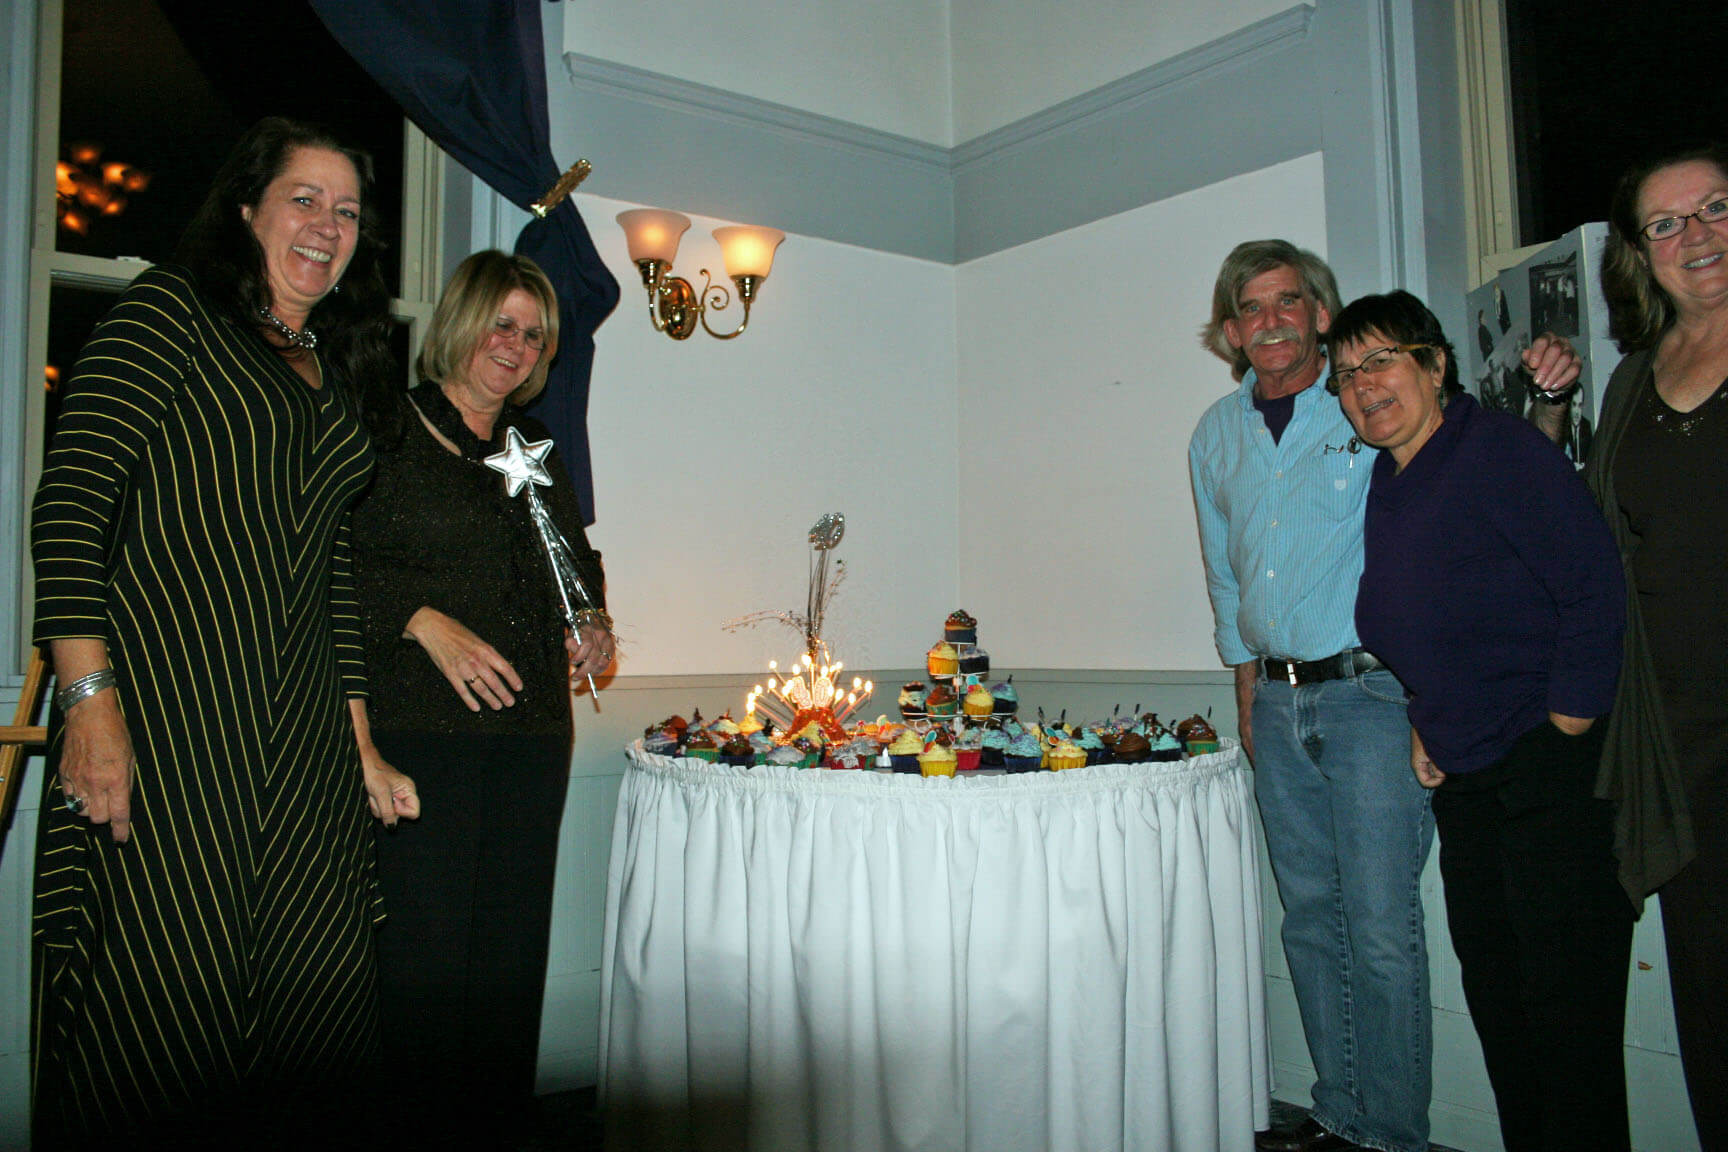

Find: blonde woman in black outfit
[351,250,613,1145]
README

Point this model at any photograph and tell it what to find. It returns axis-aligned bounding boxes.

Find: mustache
[1250,327,1303,347]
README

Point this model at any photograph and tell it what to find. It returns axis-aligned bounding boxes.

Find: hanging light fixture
[616,208,784,341]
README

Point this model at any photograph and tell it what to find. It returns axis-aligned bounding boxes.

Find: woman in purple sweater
[1326,290,1630,1152]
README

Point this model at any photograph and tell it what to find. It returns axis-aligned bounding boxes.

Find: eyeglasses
[1639,198,1728,242]
[1325,344,1433,395]
[491,315,547,351]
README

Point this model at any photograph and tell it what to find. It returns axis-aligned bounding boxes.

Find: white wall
[956,153,1328,671]
[579,193,960,677]
[948,0,1298,142]
[560,0,953,145]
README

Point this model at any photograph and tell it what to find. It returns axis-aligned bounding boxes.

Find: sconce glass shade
[713,225,785,281]
[616,208,691,265]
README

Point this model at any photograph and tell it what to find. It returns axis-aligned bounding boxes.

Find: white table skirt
[599,742,1269,1152]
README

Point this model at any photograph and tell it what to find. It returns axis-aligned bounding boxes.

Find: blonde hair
[417,250,560,405]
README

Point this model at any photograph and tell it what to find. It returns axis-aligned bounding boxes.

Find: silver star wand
[484,426,606,710]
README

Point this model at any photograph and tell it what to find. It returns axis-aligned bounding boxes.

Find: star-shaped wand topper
[482,424,607,710]
[483,426,556,495]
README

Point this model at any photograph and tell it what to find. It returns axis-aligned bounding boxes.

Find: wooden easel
[0,648,49,847]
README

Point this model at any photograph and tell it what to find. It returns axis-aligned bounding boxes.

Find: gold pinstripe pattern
[30,266,380,1139]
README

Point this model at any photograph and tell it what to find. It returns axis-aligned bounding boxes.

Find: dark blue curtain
[310,0,619,524]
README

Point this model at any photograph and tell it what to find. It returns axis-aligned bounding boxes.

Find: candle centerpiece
[726,512,872,744]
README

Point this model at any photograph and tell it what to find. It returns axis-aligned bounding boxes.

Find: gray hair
[1200,239,1342,381]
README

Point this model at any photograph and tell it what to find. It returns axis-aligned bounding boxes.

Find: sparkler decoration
[727,513,872,741]
[485,426,607,709]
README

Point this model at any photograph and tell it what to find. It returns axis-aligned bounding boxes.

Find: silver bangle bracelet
[55,668,117,713]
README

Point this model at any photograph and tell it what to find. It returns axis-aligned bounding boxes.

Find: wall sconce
[616,208,784,341]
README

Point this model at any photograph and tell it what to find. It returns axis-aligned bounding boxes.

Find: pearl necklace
[257,308,318,350]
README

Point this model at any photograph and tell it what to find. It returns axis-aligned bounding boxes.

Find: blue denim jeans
[1252,667,1434,1152]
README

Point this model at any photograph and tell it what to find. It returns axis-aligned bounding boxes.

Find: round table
[599,741,1269,1152]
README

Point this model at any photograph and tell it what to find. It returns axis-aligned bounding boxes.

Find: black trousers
[1431,720,1634,1152]
[1659,768,1728,1152]
[370,729,571,1146]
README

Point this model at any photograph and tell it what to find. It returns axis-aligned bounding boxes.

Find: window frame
[1455,0,1552,288]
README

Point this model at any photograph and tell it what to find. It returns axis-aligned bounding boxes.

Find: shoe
[1255,1115,1361,1152]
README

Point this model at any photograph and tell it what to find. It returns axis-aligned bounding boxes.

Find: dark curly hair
[173,117,398,435]
[1324,289,1462,400]
[1601,142,1728,353]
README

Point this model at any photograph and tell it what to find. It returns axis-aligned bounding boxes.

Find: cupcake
[720,733,754,766]
[919,744,957,777]
[887,728,924,773]
[898,682,929,721]
[925,683,958,717]
[1077,728,1109,765]
[1175,714,1220,756]
[1005,730,1043,773]
[826,738,875,770]
[641,726,679,756]
[944,609,978,645]
[1112,731,1152,764]
[1148,728,1182,762]
[684,731,720,762]
[927,642,959,678]
[989,678,1018,716]
[962,683,995,718]
[765,743,805,768]
[957,644,990,676]
[1048,738,1087,772]
[953,728,984,772]
[980,726,1009,767]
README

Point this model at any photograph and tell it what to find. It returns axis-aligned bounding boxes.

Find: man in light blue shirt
[1189,240,1577,1152]
[1192,240,1420,1152]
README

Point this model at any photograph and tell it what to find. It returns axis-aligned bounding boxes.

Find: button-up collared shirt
[1188,366,1376,665]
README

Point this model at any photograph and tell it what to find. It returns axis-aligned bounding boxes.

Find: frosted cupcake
[919,744,957,777]
[927,641,959,678]
[887,728,924,773]
[1048,738,1087,772]
[1005,730,1043,773]
[980,726,1009,767]
[1175,714,1220,756]
[944,609,978,645]
[898,682,928,721]
[925,682,958,717]
[989,677,1018,717]
[963,683,995,718]
[957,644,990,676]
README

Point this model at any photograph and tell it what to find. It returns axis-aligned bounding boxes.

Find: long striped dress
[29,265,381,1142]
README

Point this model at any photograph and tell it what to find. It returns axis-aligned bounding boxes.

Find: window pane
[1506,0,1728,245]
[57,0,404,295]
[44,280,130,458]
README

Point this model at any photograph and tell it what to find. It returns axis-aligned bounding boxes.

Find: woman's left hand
[349,698,419,826]
[360,744,420,827]
[567,621,615,684]
[1549,711,1594,736]
[1523,333,1582,398]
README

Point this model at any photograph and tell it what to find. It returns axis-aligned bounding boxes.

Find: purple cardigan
[1355,394,1625,774]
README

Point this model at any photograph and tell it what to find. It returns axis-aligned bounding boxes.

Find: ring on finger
[65,793,87,815]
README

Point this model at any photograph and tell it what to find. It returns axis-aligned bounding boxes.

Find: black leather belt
[1261,648,1382,686]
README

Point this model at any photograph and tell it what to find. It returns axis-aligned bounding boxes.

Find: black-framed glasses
[491,315,547,351]
[1325,344,1433,395]
[1640,198,1728,242]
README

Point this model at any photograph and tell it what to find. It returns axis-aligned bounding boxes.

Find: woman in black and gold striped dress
[30,118,418,1147]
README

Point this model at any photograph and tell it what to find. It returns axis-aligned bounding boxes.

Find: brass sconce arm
[619,210,783,343]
